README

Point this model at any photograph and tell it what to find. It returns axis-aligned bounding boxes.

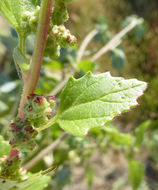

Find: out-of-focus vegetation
[0,0,158,190]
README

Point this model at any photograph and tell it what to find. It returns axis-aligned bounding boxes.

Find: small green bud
[52,25,77,48]
[47,96,56,107]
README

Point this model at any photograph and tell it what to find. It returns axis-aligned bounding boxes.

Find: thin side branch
[77,29,97,62]
[23,132,69,170]
[91,20,140,62]
[48,75,71,96]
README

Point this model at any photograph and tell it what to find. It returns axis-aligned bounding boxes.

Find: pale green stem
[37,114,58,133]
[19,35,26,55]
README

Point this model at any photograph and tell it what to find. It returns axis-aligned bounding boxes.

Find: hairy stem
[10,0,54,159]
[18,0,54,117]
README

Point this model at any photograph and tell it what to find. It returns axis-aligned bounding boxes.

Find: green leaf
[104,125,133,146]
[0,0,38,35]
[56,72,147,137]
[44,59,62,70]
[0,101,8,113]
[0,135,10,157]
[134,120,151,146]
[77,60,94,72]
[18,175,50,190]
[0,173,50,190]
[128,159,144,190]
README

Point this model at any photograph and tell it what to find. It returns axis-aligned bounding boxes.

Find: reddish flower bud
[22,136,29,142]
[10,123,16,128]
[34,96,45,104]
[6,160,13,167]
[27,105,33,111]
[47,96,56,106]
[27,93,37,99]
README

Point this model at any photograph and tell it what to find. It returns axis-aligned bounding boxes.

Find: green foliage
[51,0,69,25]
[0,155,22,181]
[0,136,10,157]
[0,0,150,189]
[77,60,95,72]
[8,118,38,152]
[122,15,145,40]
[17,174,50,190]
[0,0,40,38]
[52,25,77,48]
[56,72,147,136]
[23,94,55,128]
[134,120,151,146]
[0,172,50,190]
[128,159,144,190]
[103,124,133,146]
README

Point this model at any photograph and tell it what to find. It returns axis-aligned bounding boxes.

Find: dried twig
[91,20,140,62]
[77,29,98,62]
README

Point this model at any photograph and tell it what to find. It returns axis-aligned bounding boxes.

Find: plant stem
[77,29,98,62]
[18,0,54,117]
[19,36,26,55]
[23,132,69,170]
[10,0,54,159]
[37,114,58,133]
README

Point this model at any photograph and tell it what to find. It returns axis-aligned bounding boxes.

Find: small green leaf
[104,125,133,146]
[134,120,151,146]
[0,173,50,190]
[77,60,94,72]
[0,101,8,113]
[44,59,62,70]
[0,135,10,157]
[56,72,147,137]
[18,175,50,190]
[128,159,144,190]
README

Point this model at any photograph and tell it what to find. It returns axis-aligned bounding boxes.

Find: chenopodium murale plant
[0,0,147,185]
[0,0,77,182]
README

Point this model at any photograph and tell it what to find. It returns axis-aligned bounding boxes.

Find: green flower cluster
[9,118,38,152]
[22,6,40,34]
[0,155,22,181]
[44,0,77,59]
[52,25,77,48]
[8,94,56,152]
[23,94,56,128]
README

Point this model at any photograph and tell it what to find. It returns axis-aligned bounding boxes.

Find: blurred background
[0,0,158,189]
